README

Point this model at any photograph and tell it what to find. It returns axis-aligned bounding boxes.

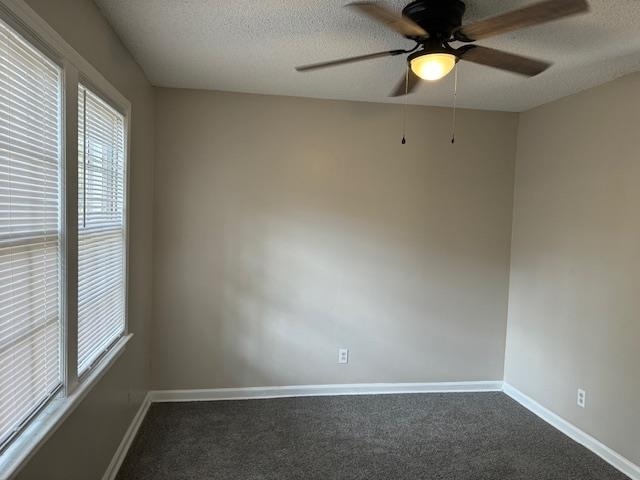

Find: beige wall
[15,1,154,479]
[152,88,517,389]
[505,73,640,466]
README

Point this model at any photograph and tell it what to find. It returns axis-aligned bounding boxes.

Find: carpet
[116,392,629,479]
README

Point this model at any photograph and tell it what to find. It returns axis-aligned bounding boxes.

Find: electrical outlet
[338,348,349,364]
[577,388,586,408]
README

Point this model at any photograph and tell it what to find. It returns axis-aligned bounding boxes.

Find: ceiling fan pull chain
[401,65,409,145]
[451,63,459,144]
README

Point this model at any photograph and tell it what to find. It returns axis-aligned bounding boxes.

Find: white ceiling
[94,0,640,112]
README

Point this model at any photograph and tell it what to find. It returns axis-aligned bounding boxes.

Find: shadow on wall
[152,92,516,389]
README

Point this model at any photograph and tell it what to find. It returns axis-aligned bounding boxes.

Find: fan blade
[455,0,589,42]
[390,69,421,97]
[347,2,427,38]
[459,45,551,77]
[296,49,405,72]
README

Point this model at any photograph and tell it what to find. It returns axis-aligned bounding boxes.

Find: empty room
[0,0,638,479]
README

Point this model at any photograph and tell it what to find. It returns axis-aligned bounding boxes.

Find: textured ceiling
[94,0,640,112]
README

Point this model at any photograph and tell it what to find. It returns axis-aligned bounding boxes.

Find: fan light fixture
[409,52,456,81]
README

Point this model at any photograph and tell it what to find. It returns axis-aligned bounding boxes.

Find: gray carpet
[116,392,629,480]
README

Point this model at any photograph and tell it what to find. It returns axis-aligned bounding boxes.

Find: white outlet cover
[338,348,349,364]
[577,389,586,408]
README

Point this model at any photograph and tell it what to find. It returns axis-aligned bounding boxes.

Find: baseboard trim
[148,381,504,403]
[503,383,640,480]
[102,392,151,480]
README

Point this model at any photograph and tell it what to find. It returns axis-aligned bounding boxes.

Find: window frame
[74,76,130,383]
[0,17,64,452]
[0,0,132,477]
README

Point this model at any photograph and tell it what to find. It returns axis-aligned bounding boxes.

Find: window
[0,16,62,450]
[77,85,126,375]
[0,5,131,473]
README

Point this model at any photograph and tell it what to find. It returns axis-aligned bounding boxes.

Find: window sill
[0,334,133,480]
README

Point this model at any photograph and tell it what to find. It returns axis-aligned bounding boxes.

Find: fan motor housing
[402,0,466,39]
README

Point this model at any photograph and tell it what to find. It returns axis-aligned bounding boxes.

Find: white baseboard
[102,392,151,480]
[503,383,640,480]
[148,381,504,403]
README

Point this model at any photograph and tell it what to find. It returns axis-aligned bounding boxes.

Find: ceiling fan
[295,0,590,96]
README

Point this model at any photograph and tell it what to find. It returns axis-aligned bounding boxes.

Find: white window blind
[0,19,62,448]
[77,85,126,375]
